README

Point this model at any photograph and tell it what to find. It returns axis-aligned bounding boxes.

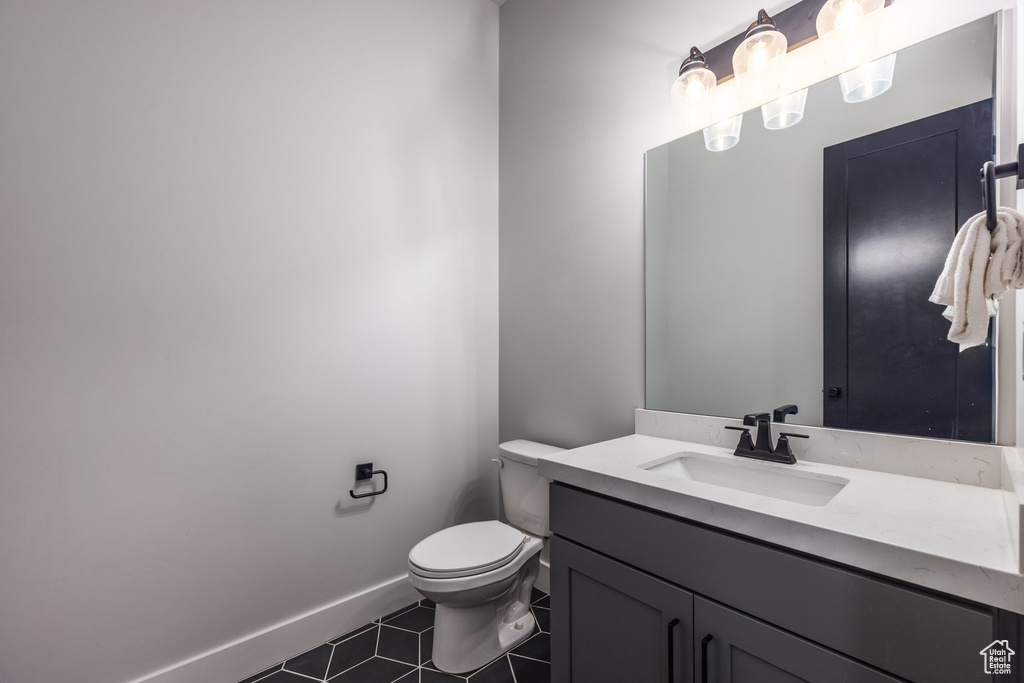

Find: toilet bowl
[407,440,563,674]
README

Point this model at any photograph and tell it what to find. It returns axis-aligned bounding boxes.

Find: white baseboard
[127,575,420,683]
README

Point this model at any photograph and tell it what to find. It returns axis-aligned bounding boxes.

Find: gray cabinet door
[695,597,902,683]
[551,537,694,683]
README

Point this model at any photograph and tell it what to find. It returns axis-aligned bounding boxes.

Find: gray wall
[499,0,794,447]
[0,2,498,682]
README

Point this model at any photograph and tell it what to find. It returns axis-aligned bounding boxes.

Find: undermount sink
[638,452,849,506]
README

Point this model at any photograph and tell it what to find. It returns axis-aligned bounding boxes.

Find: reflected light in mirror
[848,228,937,285]
[762,88,809,129]
[839,52,898,102]
[703,114,743,151]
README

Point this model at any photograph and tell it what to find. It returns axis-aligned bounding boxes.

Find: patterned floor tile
[465,656,515,683]
[283,643,333,679]
[257,671,316,683]
[384,606,436,633]
[326,627,378,679]
[378,625,419,665]
[420,628,434,665]
[511,633,549,662]
[509,654,551,681]
[329,656,415,682]
[234,591,549,683]
[330,622,377,645]
[532,606,550,633]
[421,667,467,682]
[238,663,282,683]
[379,604,420,623]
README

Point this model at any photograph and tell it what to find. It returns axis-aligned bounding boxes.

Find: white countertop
[539,432,1024,614]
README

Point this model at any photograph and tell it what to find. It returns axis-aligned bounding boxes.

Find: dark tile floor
[238,589,551,683]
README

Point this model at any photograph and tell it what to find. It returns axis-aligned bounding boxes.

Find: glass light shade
[670,66,717,108]
[733,29,787,101]
[816,0,886,69]
[703,114,743,152]
[761,88,808,130]
[838,52,897,102]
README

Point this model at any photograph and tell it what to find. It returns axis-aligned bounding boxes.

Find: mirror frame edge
[995,6,1019,446]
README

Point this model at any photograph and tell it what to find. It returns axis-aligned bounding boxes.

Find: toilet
[407,439,563,674]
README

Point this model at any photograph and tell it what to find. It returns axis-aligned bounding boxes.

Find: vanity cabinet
[552,538,693,682]
[550,483,1018,683]
[694,597,900,682]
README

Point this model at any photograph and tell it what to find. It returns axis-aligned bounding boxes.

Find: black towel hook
[980,142,1024,231]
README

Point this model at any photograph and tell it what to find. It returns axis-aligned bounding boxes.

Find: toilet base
[430,555,540,674]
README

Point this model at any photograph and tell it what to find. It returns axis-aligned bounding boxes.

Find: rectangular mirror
[645,15,1002,442]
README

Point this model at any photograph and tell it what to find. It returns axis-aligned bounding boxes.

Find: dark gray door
[550,537,693,683]
[823,99,994,441]
[695,597,902,683]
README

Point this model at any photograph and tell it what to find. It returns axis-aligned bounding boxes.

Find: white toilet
[407,439,563,674]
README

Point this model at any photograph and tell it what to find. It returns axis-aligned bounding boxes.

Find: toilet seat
[409,521,526,579]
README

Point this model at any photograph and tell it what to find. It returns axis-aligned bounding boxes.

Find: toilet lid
[409,521,526,578]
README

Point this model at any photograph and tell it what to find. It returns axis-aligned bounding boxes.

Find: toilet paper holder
[349,463,388,499]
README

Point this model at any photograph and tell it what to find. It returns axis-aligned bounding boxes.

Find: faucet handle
[725,426,755,453]
[774,432,809,464]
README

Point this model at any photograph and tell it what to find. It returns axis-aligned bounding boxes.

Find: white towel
[930,208,1024,350]
[929,210,993,350]
[984,207,1024,296]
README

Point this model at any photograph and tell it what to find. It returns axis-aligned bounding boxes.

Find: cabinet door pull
[666,618,680,682]
[700,634,713,683]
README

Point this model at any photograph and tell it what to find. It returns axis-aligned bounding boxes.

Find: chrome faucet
[725,408,808,465]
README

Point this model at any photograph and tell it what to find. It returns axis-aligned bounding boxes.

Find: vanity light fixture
[816,0,886,70]
[838,52,897,102]
[761,88,808,129]
[703,113,743,152]
[671,47,717,109]
[733,9,788,102]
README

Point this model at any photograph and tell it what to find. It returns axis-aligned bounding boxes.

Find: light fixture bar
[697,0,894,84]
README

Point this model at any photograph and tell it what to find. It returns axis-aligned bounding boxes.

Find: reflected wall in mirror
[645,16,998,442]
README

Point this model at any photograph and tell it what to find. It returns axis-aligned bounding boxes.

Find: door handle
[666,618,680,682]
[701,634,713,683]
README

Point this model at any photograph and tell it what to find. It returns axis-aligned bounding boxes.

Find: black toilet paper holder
[349,463,388,499]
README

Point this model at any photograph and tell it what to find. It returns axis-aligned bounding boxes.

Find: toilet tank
[498,439,564,537]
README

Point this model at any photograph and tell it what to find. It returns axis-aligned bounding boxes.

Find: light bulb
[671,47,716,113]
[732,11,786,101]
[749,41,770,72]
[683,76,708,105]
[834,0,864,34]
